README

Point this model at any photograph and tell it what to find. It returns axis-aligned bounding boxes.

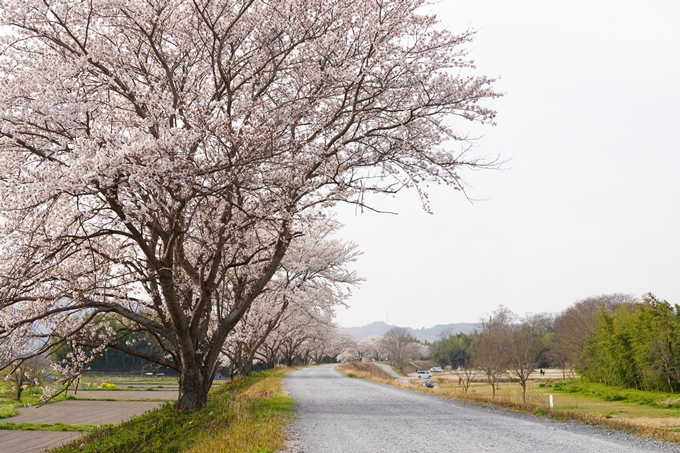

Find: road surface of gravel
[282,364,680,453]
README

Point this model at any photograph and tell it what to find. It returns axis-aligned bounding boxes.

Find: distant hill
[344,321,477,342]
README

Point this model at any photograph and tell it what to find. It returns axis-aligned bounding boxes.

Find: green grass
[51,369,294,453]
[0,384,64,419]
[187,376,294,453]
[0,422,111,432]
[0,405,19,419]
[549,379,680,408]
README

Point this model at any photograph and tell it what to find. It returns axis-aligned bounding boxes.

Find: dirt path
[283,364,680,453]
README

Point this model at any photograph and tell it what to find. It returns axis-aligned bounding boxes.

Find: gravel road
[283,364,680,453]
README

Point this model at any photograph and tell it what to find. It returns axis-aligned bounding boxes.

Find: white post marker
[549,394,554,409]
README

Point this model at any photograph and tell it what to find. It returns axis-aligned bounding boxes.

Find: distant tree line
[429,293,680,397]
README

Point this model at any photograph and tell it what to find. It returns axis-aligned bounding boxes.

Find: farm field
[411,370,680,434]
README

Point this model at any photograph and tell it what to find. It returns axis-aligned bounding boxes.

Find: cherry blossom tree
[339,334,374,362]
[275,309,331,366]
[312,326,357,363]
[0,0,499,409]
[222,218,360,375]
[0,342,47,402]
[363,335,388,362]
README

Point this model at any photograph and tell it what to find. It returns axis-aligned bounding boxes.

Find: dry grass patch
[187,376,293,453]
[337,363,392,381]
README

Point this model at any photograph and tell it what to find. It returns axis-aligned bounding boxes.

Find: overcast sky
[332,0,680,329]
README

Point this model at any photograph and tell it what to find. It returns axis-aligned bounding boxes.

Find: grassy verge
[337,364,680,443]
[50,369,294,453]
[0,405,19,419]
[0,422,110,432]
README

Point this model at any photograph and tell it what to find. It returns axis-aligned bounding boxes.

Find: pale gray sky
[333,0,680,328]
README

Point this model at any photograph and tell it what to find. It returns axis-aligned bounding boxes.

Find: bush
[602,394,626,402]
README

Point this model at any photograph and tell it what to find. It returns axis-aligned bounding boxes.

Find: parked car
[416,370,432,379]
[423,378,434,388]
[429,367,443,373]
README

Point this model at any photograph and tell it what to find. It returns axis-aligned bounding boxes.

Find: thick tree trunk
[237,352,254,376]
[263,351,276,369]
[284,351,294,366]
[177,364,211,410]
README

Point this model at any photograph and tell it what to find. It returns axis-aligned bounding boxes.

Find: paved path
[10,400,166,425]
[2,397,168,453]
[71,389,178,400]
[374,363,409,383]
[283,364,680,453]
[0,431,82,453]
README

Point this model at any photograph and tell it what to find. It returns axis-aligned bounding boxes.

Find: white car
[430,367,443,373]
[416,370,432,379]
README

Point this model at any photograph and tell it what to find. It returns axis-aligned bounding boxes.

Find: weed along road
[283,365,680,453]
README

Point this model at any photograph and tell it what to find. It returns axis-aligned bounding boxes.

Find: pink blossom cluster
[0,0,498,408]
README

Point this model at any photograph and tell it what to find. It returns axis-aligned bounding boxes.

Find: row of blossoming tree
[0,0,499,409]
